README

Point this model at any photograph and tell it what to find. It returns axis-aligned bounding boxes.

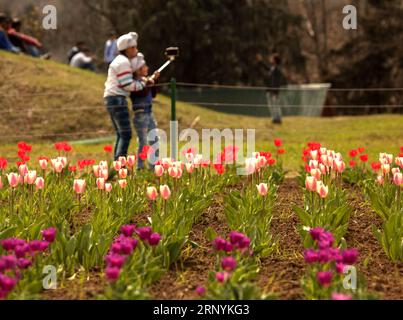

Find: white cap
[117,32,138,51]
[131,52,146,71]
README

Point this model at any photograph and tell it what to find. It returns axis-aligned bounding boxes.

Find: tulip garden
[0,140,402,300]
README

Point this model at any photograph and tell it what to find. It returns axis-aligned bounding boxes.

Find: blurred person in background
[0,13,20,53]
[104,31,118,66]
[67,41,86,64]
[7,17,44,58]
[70,46,97,72]
[257,53,288,124]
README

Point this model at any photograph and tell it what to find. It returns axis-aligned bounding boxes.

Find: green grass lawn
[1,51,402,172]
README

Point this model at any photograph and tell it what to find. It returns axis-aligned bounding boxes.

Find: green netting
[174,83,331,117]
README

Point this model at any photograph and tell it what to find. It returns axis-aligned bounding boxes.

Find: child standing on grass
[131,53,160,170]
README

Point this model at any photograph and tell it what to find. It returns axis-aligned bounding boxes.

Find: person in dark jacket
[0,14,20,53]
[130,53,160,170]
[257,53,287,124]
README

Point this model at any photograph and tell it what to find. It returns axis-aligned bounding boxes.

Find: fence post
[170,78,178,160]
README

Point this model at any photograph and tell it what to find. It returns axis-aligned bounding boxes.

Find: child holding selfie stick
[131,53,160,170]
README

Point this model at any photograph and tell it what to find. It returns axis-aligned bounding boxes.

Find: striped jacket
[104,54,145,98]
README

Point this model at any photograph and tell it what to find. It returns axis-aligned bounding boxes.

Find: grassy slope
[0,51,402,171]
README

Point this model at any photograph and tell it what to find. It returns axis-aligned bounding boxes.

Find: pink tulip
[168,167,178,178]
[119,168,128,179]
[39,159,48,170]
[334,159,346,173]
[309,160,319,169]
[310,150,319,160]
[7,173,19,188]
[396,157,403,168]
[305,176,317,192]
[319,163,327,175]
[331,292,352,300]
[376,175,384,185]
[185,152,194,162]
[320,155,329,166]
[159,185,171,200]
[146,186,158,201]
[176,168,183,179]
[35,177,44,190]
[316,181,329,198]
[310,168,321,180]
[256,183,268,196]
[257,156,267,168]
[73,179,86,194]
[99,161,108,169]
[185,163,194,174]
[161,158,172,169]
[118,179,127,189]
[57,157,67,168]
[100,169,109,180]
[18,164,28,176]
[25,170,37,185]
[53,161,64,173]
[93,165,100,177]
[245,158,256,175]
[391,167,400,176]
[96,178,105,190]
[393,172,402,186]
[18,174,24,184]
[113,161,122,171]
[105,183,112,193]
[127,155,136,167]
[154,165,164,177]
[381,164,390,175]
[118,156,127,167]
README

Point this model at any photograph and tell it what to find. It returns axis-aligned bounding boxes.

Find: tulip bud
[256,183,268,196]
[185,163,194,174]
[146,186,158,201]
[118,179,127,189]
[96,178,105,190]
[154,165,164,177]
[113,161,122,171]
[93,165,100,177]
[127,155,137,167]
[7,173,19,188]
[159,185,171,200]
[376,175,384,185]
[305,176,317,192]
[105,183,113,193]
[316,181,329,198]
[39,159,48,170]
[25,170,37,185]
[73,179,86,194]
[119,168,128,179]
[35,177,44,190]
[310,168,321,180]
[118,156,127,167]
[393,172,403,186]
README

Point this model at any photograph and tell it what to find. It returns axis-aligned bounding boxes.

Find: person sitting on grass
[70,46,97,72]
[0,14,20,53]
[130,53,160,170]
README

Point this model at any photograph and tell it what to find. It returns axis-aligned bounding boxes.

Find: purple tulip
[304,249,318,264]
[2,255,17,270]
[38,241,50,252]
[331,292,352,300]
[136,227,153,241]
[318,232,334,249]
[29,240,42,252]
[1,238,18,251]
[215,272,230,283]
[329,248,342,262]
[148,233,161,246]
[110,242,123,254]
[316,271,333,286]
[342,248,358,265]
[41,228,57,243]
[336,262,345,274]
[221,256,237,271]
[229,231,244,245]
[238,236,251,249]
[105,254,126,269]
[17,258,32,269]
[309,227,325,241]
[318,249,331,264]
[120,240,134,255]
[195,285,206,296]
[14,244,30,258]
[212,237,227,251]
[105,267,120,282]
[224,242,233,253]
[120,224,136,237]
[0,274,17,292]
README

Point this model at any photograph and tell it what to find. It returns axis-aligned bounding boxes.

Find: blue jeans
[133,112,159,169]
[105,96,132,160]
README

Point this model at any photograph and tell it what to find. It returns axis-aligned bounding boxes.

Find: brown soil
[42,271,104,300]
[148,190,233,299]
[344,184,403,300]
[256,178,305,299]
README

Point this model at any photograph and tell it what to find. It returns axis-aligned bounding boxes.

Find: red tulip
[103,145,113,153]
[274,138,282,147]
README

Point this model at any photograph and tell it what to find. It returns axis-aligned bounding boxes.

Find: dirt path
[149,187,235,299]
[256,178,305,299]
[345,184,403,300]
